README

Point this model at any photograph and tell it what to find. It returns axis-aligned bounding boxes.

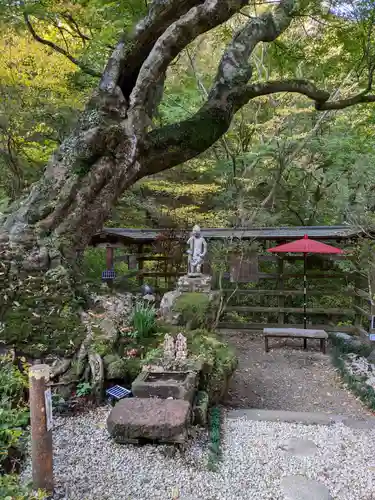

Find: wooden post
[354,273,362,329]
[106,246,114,270]
[277,256,285,325]
[138,244,144,287]
[29,364,53,494]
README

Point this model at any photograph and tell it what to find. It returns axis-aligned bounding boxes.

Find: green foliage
[330,338,375,411]
[193,390,209,426]
[1,269,86,357]
[104,354,141,381]
[0,356,29,474]
[0,474,46,500]
[207,407,222,472]
[329,333,373,358]
[130,301,157,340]
[173,293,211,329]
[187,330,238,403]
[76,381,92,397]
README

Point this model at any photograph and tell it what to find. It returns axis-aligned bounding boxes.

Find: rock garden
[2,231,375,499]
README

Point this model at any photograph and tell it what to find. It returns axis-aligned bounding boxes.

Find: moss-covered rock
[173,293,211,329]
[193,391,209,426]
[104,354,141,381]
[187,329,237,404]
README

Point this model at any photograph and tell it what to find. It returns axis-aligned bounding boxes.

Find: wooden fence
[103,247,372,334]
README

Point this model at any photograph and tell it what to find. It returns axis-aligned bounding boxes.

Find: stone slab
[264,328,328,339]
[107,398,191,444]
[280,437,318,456]
[132,370,197,402]
[280,475,332,500]
[227,409,375,429]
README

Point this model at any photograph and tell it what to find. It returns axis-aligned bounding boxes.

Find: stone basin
[132,370,197,402]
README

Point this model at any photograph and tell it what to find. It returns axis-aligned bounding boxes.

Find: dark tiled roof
[90,225,364,245]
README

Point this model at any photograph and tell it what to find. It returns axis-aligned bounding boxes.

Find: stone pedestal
[177,274,212,293]
[107,398,191,444]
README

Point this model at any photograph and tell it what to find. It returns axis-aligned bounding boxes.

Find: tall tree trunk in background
[0,0,371,356]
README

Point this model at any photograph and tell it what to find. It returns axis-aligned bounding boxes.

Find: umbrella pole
[303,252,307,329]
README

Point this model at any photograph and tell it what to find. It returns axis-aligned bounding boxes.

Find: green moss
[1,267,86,357]
[105,355,141,381]
[173,293,211,329]
[193,391,209,426]
[207,407,222,472]
[187,329,238,404]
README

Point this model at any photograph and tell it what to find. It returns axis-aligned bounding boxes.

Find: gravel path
[223,331,372,417]
[22,408,375,499]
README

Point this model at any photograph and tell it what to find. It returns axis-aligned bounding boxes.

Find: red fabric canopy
[267,234,343,254]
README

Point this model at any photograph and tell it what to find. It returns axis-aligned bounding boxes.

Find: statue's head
[192,224,201,237]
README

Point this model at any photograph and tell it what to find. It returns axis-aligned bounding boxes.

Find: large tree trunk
[0,0,369,359]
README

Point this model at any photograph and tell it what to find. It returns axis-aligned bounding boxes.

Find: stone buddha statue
[187,225,207,275]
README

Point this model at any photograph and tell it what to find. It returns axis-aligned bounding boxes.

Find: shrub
[173,293,211,329]
[187,329,238,404]
[329,333,375,411]
[130,301,157,339]
[0,355,29,473]
[0,474,46,499]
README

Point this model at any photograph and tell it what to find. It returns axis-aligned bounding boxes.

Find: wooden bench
[263,328,328,354]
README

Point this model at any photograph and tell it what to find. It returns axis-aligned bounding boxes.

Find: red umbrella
[268,234,343,328]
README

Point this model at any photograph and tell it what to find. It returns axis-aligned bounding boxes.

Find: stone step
[226,408,375,429]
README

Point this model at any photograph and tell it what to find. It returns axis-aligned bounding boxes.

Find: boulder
[107,398,191,444]
[159,290,182,324]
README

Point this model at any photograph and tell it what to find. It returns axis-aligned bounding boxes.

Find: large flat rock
[107,398,191,444]
[281,475,332,500]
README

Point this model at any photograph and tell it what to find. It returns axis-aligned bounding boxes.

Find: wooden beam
[221,288,356,296]
[218,322,357,332]
[354,288,371,299]
[114,254,174,262]
[353,305,372,320]
[225,306,354,315]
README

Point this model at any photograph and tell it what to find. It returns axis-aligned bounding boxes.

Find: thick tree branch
[129,0,248,129]
[23,12,101,78]
[117,0,207,98]
[142,0,300,174]
[315,91,375,110]
[236,79,375,110]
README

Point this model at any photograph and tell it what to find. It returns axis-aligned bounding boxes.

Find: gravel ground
[223,331,372,417]
[22,407,375,499]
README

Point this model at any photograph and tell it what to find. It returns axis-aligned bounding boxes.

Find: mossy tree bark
[1,0,375,357]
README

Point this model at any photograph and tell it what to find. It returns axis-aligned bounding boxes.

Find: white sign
[44,388,53,432]
[369,333,375,342]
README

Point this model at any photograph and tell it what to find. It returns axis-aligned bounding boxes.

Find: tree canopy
[1,0,375,232]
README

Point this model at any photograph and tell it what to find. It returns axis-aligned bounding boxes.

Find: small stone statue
[187,225,207,275]
[163,334,175,360]
[175,333,187,361]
